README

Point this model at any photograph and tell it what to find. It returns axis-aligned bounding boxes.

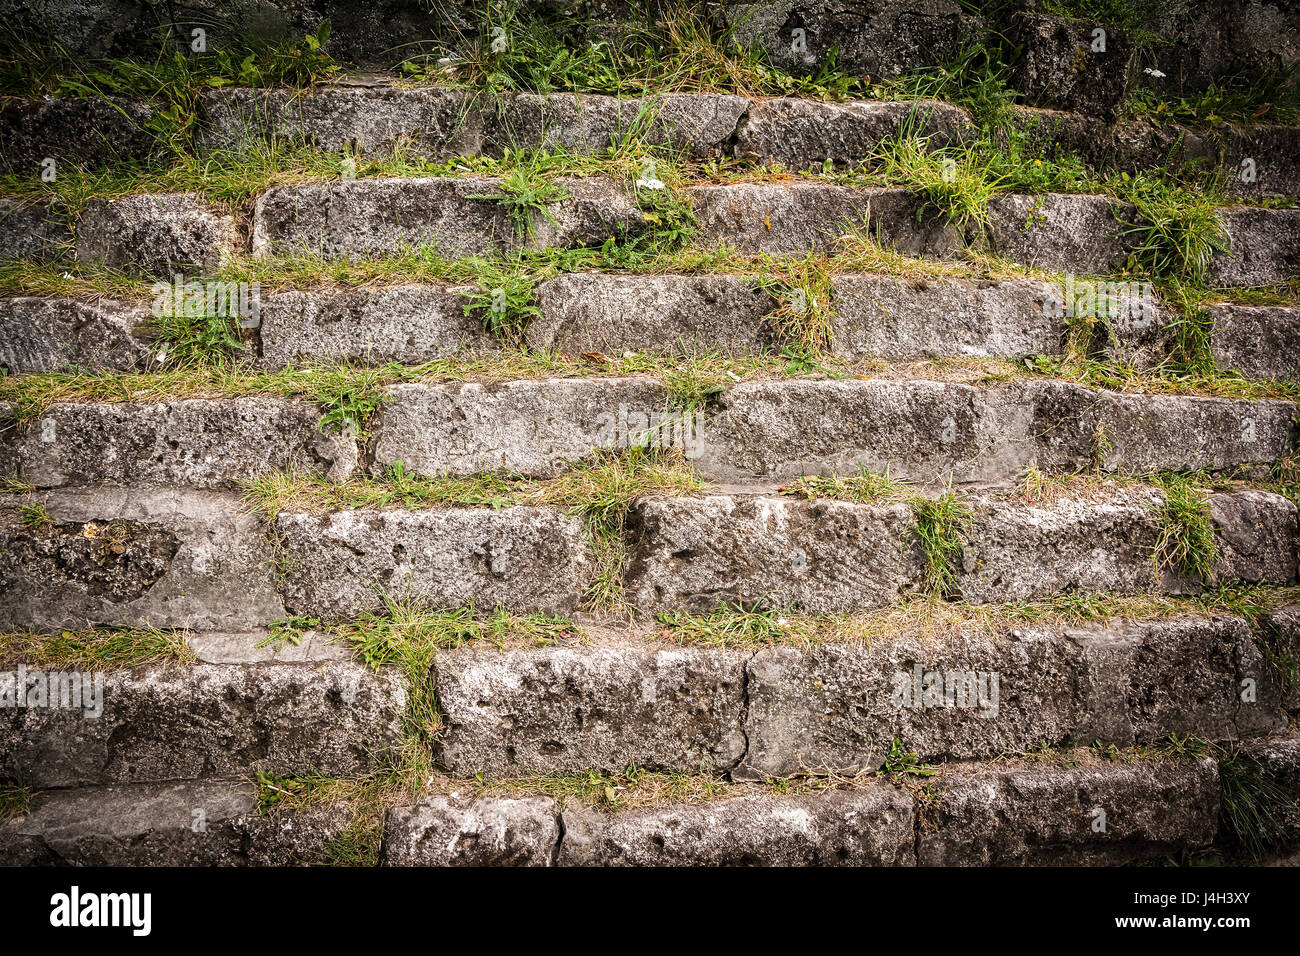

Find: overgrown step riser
[6,744,1260,866]
[6,284,1299,380]
[5,379,1292,489]
[0,661,406,788]
[2,487,1295,629]
[432,613,1294,779]
[5,184,1296,288]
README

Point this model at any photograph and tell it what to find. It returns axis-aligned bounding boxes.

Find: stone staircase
[1,0,1299,866]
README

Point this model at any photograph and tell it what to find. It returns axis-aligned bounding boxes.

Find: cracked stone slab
[830,273,1068,361]
[983,193,1133,274]
[185,630,351,665]
[688,182,961,257]
[75,193,238,278]
[917,751,1220,865]
[624,494,923,615]
[251,175,645,259]
[1207,304,1300,380]
[0,95,157,173]
[529,273,780,355]
[558,786,916,865]
[275,506,595,618]
[0,661,406,787]
[258,284,495,368]
[955,487,1298,604]
[733,97,971,170]
[370,377,672,479]
[0,199,72,262]
[739,613,1285,780]
[433,640,749,777]
[0,295,154,373]
[0,778,356,866]
[4,397,358,489]
[0,486,285,632]
[198,85,486,159]
[384,794,560,866]
[1207,207,1300,288]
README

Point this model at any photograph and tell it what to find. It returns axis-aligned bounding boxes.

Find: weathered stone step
[4,745,1233,865]
[625,488,1297,614]
[432,608,1295,778]
[369,377,1296,483]
[0,659,405,787]
[3,378,1293,490]
[8,281,1296,380]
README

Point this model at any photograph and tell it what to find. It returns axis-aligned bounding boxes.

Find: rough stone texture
[727,0,980,78]
[0,295,154,373]
[1207,207,1300,288]
[955,488,1298,604]
[198,85,485,159]
[558,786,916,865]
[983,193,1132,275]
[1008,13,1136,118]
[830,273,1067,361]
[624,494,923,614]
[75,193,237,278]
[0,95,157,173]
[1265,604,1300,713]
[1240,733,1300,844]
[0,779,356,866]
[371,377,671,478]
[0,487,284,632]
[384,795,561,866]
[185,630,351,665]
[5,397,358,489]
[0,661,406,787]
[530,273,780,355]
[1219,123,1300,201]
[499,91,748,158]
[251,175,645,259]
[917,752,1220,865]
[434,641,748,776]
[733,97,970,170]
[258,284,494,368]
[689,182,960,257]
[0,199,72,261]
[1208,304,1300,380]
[275,505,595,618]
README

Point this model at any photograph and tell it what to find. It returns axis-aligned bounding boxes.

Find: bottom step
[8,737,1298,866]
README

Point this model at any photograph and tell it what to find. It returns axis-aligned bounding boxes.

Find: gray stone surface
[1208,304,1300,380]
[0,779,356,866]
[983,193,1132,274]
[558,786,916,865]
[0,661,406,787]
[198,85,485,159]
[0,486,285,632]
[251,175,645,259]
[1207,207,1300,288]
[5,397,358,489]
[917,752,1220,865]
[258,283,494,368]
[955,487,1297,604]
[433,641,749,777]
[185,630,351,665]
[0,295,154,373]
[1265,604,1300,713]
[688,182,960,257]
[75,193,238,278]
[384,795,560,866]
[1008,12,1136,118]
[1240,733,1300,844]
[733,97,971,170]
[0,199,72,261]
[624,494,923,614]
[370,377,672,479]
[530,273,780,355]
[740,613,1284,780]
[0,95,157,173]
[829,273,1067,360]
[275,505,595,618]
